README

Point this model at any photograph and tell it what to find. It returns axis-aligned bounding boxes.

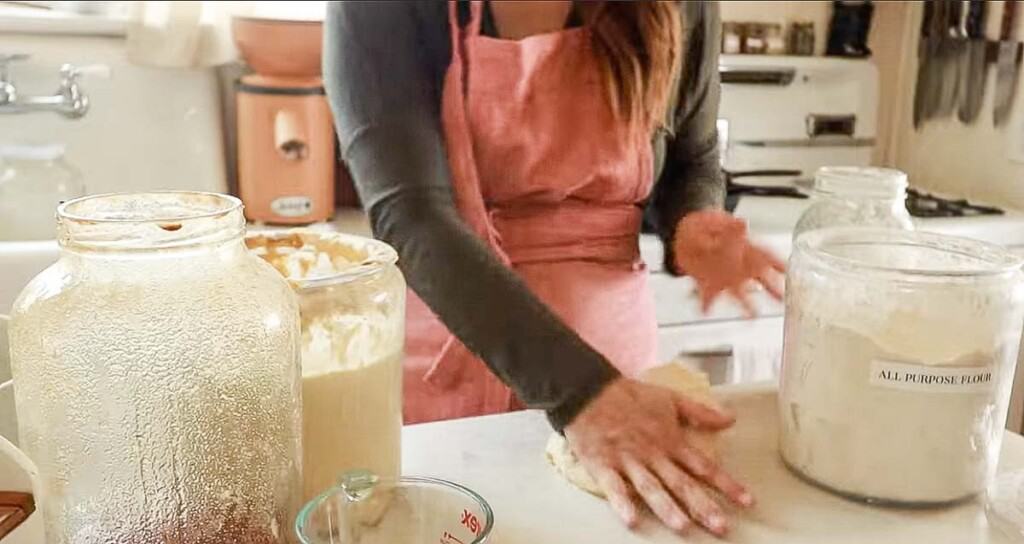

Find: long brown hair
[582,1,683,131]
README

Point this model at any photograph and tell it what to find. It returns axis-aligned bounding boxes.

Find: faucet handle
[54,64,109,119]
[59,63,111,85]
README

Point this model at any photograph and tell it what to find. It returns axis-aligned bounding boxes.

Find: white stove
[710,54,1024,252]
[718,54,879,188]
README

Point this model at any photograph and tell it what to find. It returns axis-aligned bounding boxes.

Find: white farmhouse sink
[0,240,59,314]
[0,239,57,445]
[1,315,15,445]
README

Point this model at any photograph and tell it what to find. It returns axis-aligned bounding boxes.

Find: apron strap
[444,0,511,264]
[468,0,484,37]
[427,1,517,406]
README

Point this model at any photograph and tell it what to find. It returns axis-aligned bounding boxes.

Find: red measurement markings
[440,531,466,544]
[461,509,482,535]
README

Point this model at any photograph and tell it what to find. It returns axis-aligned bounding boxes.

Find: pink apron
[403,0,658,424]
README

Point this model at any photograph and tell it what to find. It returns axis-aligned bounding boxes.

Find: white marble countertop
[402,383,1024,543]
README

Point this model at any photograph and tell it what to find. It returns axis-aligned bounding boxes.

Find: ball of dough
[545,363,719,498]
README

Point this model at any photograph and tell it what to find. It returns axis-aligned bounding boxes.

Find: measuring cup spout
[340,469,380,502]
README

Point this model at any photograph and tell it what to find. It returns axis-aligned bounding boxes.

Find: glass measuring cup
[296,471,493,544]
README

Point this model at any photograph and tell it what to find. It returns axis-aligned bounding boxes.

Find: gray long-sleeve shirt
[324,1,724,431]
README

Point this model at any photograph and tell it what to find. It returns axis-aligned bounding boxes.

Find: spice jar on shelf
[744,23,768,54]
[722,22,744,54]
[764,23,786,55]
[788,21,816,55]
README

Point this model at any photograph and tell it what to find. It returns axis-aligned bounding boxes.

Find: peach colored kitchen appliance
[233,17,335,224]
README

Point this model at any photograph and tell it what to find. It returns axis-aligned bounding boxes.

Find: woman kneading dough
[324,1,783,536]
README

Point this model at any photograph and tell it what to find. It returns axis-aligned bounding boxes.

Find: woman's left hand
[672,210,785,317]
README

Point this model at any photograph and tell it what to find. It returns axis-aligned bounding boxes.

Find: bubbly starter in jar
[300,314,402,501]
[249,233,405,502]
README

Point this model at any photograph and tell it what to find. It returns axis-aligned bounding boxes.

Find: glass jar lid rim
[246,229,398,287]
[796,227,1024,279]
[814,166,907,198]
[58,191,242,224]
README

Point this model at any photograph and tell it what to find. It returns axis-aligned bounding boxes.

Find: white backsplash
[0,25,227,196]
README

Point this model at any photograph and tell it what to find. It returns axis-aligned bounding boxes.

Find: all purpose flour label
[869,360,995,393]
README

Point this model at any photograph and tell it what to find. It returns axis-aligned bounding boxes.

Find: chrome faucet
[0,54,109,119]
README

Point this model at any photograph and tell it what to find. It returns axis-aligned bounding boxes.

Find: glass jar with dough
[248,230,406,502]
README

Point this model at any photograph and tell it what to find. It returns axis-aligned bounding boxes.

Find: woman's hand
[673,210,785,317]
[563,378,754,537]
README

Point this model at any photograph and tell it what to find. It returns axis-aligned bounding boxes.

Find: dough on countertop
[545,362,719,498]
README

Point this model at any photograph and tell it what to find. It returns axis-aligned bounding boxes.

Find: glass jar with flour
[779,228,1024,506]
[247,230,406,502]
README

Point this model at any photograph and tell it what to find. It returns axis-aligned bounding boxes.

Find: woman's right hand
[563,377,754,537]
[673,209,786,317]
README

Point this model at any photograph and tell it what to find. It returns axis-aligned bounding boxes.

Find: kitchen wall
[11,2,1023,208]
[0,18,226,195]
[871,1,1024,210]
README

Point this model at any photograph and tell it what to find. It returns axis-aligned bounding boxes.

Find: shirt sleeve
[323,1,620,432]
[649,1,727,275]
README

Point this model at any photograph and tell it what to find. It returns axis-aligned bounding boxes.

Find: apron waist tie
[489,202,644,269]
[423,201,645,397]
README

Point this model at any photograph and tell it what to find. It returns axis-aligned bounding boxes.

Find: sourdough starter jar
[9,192,302,543]
[779,228,1024,505]
[247,231,405,502]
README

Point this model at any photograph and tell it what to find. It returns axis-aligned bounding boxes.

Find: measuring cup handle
[0,492,35,540]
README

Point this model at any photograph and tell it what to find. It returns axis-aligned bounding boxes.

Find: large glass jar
[792,166,914,241]
[246,231,405,502]
[779,228,1024,506]
[8,192,302,543]
[0,144,85,241]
